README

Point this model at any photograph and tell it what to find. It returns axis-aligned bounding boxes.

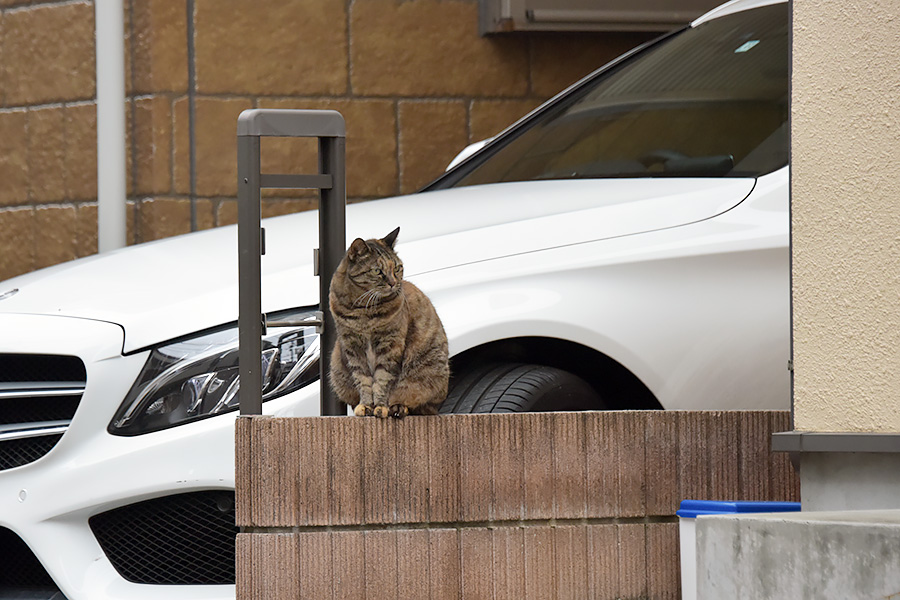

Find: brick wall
[0,0,654,280]
[236,411,799,599]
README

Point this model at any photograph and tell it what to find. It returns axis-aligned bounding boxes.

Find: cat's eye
[372,268,382,276]
[395,265,403,274]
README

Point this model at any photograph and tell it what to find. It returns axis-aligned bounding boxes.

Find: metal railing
[236,109,346,417]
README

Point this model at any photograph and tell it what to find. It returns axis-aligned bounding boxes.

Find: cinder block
[529,32,655,97]
[0,110,29,207]
[351,0,528,98]
[64,103,98,201]
[259,98,399,200]
[398,100,468,194]
[194,0,347,95]
[34,205,77,270]
[75,204,100,258]
[138,197,214,242]
[133,96,173,196]
[0,208,34,280]
[173,96,253,197]
[1,3,95,105]
[131,0,189,93]
[470,99,543,144]
[27,106,66,203]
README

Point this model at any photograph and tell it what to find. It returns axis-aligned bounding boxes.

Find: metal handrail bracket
[237,109,346,417]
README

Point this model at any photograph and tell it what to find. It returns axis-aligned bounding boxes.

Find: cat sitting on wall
[328,227,449,418]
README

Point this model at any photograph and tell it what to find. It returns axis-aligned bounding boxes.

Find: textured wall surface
[235,411,798,599]
[791,0,900,432]
[0,0,654,280]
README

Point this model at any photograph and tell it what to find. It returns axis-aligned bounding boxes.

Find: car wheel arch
[448,336,661,411]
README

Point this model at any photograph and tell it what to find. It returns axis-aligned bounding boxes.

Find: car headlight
[109,309,320,436]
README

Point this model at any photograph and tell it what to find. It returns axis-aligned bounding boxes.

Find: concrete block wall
[0,0,655,280]
[235,411,798,599]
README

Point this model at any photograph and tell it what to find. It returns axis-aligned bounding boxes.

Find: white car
[0,0,788,597]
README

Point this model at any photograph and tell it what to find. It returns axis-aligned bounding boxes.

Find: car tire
[440,363,604,414]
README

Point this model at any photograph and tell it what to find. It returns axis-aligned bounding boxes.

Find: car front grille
[89,491,238,585]
[0,527,59,591]
[0,354,86,472]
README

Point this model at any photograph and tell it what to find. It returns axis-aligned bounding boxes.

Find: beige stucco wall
[792,0,900,432]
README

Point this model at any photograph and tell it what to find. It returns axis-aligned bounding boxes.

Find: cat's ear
[382,227,400,249]
[348,238,370,261]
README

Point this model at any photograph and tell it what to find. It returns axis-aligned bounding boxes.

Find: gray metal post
[237,135,263,416]
[237,109,346,417]
[318,136,346,416]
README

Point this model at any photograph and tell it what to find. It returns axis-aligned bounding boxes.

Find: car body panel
[0,177,754,354]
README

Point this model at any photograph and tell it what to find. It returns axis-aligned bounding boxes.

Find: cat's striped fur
[328,227,449,418]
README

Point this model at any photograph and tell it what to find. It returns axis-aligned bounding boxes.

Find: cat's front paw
[389,404,409,419]
[354,404,374,417]
[373,405,389,419]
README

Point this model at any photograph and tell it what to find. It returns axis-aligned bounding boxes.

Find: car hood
[0,177,754,352]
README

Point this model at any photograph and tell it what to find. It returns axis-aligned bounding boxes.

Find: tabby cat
[328,227,449,418]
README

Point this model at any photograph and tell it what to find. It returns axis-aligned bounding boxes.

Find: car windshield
[439,3,788,188]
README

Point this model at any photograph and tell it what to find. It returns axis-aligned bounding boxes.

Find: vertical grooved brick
[524,526,555,600]
[394,415,431,524]
[678,411,712,502]
[586,412,618,517]
[587,525,618,598]
[617,411,648,516]
[617,524,647,598]
[460,528,493,600]
[645,411,680,515]
[298,531,334,600]
[235,417,252,527]
[554,526,589,600]
[647,523,680,600]
[552,412,586,519]
[491,413,525,521]
[428,417,460,523]
[330,418,365,525]
[363,420,398,524]
[397,529,430,600]
[522,413,554,520]
[429,529,460,600]
[332,531,366,599]
[739,411,771,500]
[492,527,525,600]
[0,111,28,206]
[458,415,493,522]
[710,411,741,500]
[297,417,331,526]
[769,412,800,501]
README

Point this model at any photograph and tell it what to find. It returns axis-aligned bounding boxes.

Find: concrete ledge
[697,510,900,599]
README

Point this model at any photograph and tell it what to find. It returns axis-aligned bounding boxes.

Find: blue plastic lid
[676,499,801,519]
